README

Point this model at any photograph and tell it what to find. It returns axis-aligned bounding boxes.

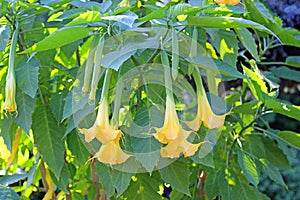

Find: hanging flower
[3,68,17,113]
[78,69,130,165]
[78,99,131,165]
[186,69,230,130]
[153,94,202,158]
[214,0,240,6]
[153,95,181,144]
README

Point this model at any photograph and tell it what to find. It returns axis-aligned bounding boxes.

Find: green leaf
[49,164,69,192]
[102,12,138,27]
[173,3,203,17]
[187,16,274,35]
[218,168,269,200]
[160,159,190,195]
[0,173,27,185]
[131,137,161,174]
[237,28,259,61]
[207,29,238,67]
[0,185,20,200]
[14,91,36,134]
[65,11,102,26]
[111,169,134,196]
[97,163,115,197]
[15,57,40,98]
[237,151,259,187]
[285,56,300,68]
[262,136,290,169]
[186,56,244,78]
[32,105,65,179]
[244,134,290,169]
[244,0,300,48]
[22,27,91,53]
[278,130,300,150]
[138,6,167,22]
[265,99,300,121]
[50,91,67,123]
[66,130,90,166]
[205,170,220,200]
[260,159,286,187]
[122,173,162,200]
[271,66,300,82]
[0,25,11,52]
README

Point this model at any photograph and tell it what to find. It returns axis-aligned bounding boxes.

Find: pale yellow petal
[95,140,131,165]
[200,93,229,129]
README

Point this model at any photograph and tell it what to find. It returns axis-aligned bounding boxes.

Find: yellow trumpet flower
[3,70,17,113]
[186,70,230,130]
[95,139,130,165]
[153,95,181,144]
[153,94,201,158]
[215,0,240,6]
[78,99,130,165]
[160,130,202,158]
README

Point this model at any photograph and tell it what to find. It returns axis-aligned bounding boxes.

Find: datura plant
[0,0,300,200]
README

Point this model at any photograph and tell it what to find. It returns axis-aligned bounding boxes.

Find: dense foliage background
[0,0,300,199]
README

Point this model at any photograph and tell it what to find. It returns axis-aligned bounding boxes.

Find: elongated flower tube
[78,69,130,165]
[186,68,230,130]
[89,35,105,101]
[3,24,18,113]
[153,52,201,158]
[82,35,100,93]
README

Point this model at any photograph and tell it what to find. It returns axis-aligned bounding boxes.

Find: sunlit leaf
[32,105,65,179]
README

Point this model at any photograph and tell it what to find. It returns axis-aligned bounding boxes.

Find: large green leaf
[244,0,300,47]
[65,11,102,26]
[138,6,167,22]
[204,170,220,200]
[160,159,190,195]
[218,168,270,200]
[32,105,66,179]
[271,66,300,82]
[0,25,11,52]
[66,130,90,166]
[131,137,161,173]
[237,150,259,187]
[244,134,290,169]
[122,173,162,200]
[14,90,36,134]
[207,29,238,67]
[285,56,300,68]
[260,159,286,187]
[237,28,259,61]
[0,185,20,200]
[186,56,244,78]
[187,16,274,35]
[50,91,67,123]
[49,164,69,192]
[111,169,134,196]
[265,99,300,121]
[97,163,115,197]
[278,130,300,150]
[22,27,91,53]
[15,57,40,98]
